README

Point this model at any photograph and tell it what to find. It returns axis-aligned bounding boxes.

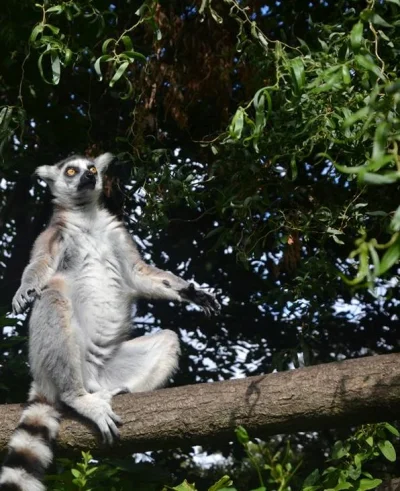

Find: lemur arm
[119,229,220,316]
[132,261,220,315]
[12,226,61,314]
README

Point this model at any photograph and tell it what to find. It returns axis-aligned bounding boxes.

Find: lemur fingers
[179,284,221,316]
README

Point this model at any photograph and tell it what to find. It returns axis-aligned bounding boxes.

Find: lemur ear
[94,153,114,173]
[35,165,58,184]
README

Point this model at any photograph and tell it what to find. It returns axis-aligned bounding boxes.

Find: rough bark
[378,480,400,491]
[0,352,399,456]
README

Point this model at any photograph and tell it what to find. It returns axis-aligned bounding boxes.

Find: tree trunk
[0,352,399,456]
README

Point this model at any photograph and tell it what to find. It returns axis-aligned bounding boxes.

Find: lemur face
[36,153,113,206]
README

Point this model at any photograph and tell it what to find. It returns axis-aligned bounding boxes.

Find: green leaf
[350,22,363,52]
[312,72,342,93]
[71,469,81,478]
[327,227,344,235]
[121,35,133,51]
[235,426,249,445]
[372,122,389,160]
[289,156,298,181]
[368,243,380,278]
[366,211,387,217]
[335,483,352,490]
[119,79,134,100]
[29,24,44,43]
[43,24,60,36]
[332,235,345,245]
[37,49,60,85]
[379,238,400,274]
[211,145,218,155]
[94,55,113,81]
[357,479,382,491]
[390,206,400,231]
[0,107,11,127]
[343,106,370,128]
[360,172,400,185]
[120,50,147,62]
[290,58,305,95]
[355,54,385,79]
[377,440,396,462]
[102,38,116,55]
[334,161,366,174]
[365,154,394,173]
[229,109,245,139]
[383,422,400,436]
[318,38,329,52]
[63,48,73,66]
[303,469,320,488]
[370,13,393,28]
[331,440,349,459]
[342,65,351,84]
[109,61,129,87]
[172,480,197,491]
[46,5,64,14]
[208,476,234,491]
[51,51,61,85]
[360,9,373,21]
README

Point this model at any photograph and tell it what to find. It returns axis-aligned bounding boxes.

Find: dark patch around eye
[65,166,79,176]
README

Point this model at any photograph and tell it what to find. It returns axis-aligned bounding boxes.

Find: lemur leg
[29,275,120,443]
[99,330,180,393]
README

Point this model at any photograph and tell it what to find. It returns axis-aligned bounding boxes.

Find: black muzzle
[78,171,96,191]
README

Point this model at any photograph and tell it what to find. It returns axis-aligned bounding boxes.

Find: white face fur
[36,153,113,207]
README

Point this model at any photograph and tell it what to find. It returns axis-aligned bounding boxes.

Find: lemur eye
[89,166,97,174]
[66,168,76,177]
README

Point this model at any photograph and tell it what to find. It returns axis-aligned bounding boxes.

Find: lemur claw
[180,284,221,316]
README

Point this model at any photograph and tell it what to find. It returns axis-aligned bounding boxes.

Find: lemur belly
[61,231,132,360]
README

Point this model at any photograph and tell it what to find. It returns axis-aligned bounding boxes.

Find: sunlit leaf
[235,426,249,445]
[383,423,400,436]
[379,238,400,274]
[122,35,133,51]
[102,38,116,55]
[94,55,113,81]
[355,54,385,79]
[377,440,396,462]
[208,476,234,491]
[290,58,306,95]
[350,21,363,52]
[357,479,383,491]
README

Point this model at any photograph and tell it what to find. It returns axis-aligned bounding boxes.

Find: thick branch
[377,479,400,491]
[0,353,399,455]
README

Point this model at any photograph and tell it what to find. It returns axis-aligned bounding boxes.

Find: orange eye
[89,166,97,174]
[66,168,76,176]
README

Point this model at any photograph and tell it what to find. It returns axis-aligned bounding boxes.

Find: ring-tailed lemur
[0,153,220,491]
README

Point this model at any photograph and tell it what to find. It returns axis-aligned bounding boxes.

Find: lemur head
[36,153,113,207]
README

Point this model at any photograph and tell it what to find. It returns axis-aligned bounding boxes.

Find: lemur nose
[85,171,95,180]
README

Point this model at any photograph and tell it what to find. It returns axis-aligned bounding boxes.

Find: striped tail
[0,399,60,491]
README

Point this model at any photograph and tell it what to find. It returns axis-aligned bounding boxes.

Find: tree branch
[377,479,400,491]
[0,352,399,456]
